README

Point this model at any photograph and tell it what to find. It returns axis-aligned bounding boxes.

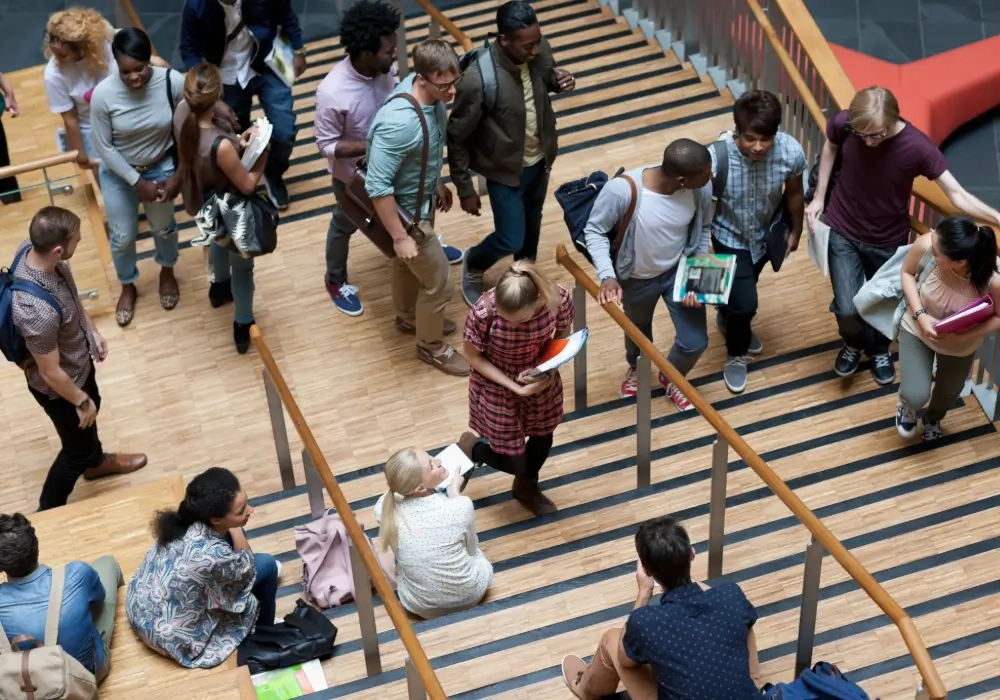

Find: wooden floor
[2,0,999,698]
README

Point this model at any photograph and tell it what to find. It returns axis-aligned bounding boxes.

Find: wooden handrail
[0,151,79,181]
[555,243,947,700]
[413,0,474,52]
[117,0,159,56]
[248,326,447,700]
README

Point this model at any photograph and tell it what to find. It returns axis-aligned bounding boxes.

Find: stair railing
[393,0,473,80]
[250,326,447,700]
[558,243,946,700]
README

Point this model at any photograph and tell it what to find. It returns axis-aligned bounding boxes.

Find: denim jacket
[854,245,935,340]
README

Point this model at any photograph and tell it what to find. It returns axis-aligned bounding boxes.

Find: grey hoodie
[583,165,716,282]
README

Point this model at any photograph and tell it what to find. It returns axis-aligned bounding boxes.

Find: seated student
[126,467,280,668]
[562,517,762,699]
[584,139,715,411]
[375,447,493,619]
[0,513,123,683]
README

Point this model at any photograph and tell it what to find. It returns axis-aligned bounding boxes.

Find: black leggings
[472,434,554,481]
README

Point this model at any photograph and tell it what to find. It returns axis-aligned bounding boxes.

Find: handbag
[190,137,279,257]
[854,245,935,340]
[339,93,430,258]
[236,599,337,675]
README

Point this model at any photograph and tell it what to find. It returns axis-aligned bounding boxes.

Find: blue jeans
[209,242,255,324]
[828,228,897,355]
[223,71,296,178]
[253,553,279,625]
[621,267,708,375]
[466,161,549,272]
[99,158,178,285]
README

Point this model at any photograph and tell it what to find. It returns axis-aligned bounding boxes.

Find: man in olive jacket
[447,0,575,305]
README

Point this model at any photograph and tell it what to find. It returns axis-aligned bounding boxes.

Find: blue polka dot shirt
[622,581,759,699]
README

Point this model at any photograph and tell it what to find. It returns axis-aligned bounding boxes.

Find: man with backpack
[582,139,715,411]
[448,0,575,306]
[0,512,122,686]
[3,206,146,510]
[709,90,806,394]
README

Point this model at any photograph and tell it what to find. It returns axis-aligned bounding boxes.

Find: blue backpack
[554,168,636,267]
[762,662,873,700]
[0,246,61,366]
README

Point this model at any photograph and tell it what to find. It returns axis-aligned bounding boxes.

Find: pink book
[932,294,995,334]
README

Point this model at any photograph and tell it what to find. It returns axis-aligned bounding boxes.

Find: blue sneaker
[439,235,464,264]
[326,280,363,316]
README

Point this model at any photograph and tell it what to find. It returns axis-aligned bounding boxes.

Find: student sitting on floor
[461,261,574,515]
[0,513,123,683]
[125,467,280,668]
[375,447,493,619]
[562,517,763,699]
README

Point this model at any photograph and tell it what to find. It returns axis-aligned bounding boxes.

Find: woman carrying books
[461,261,575,515]
[897,217,1000,441]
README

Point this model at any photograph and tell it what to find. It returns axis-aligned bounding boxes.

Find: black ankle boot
[209,280,234,308]
[233,320,254,354]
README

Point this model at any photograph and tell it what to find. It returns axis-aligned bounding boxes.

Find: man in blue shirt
[562,517,762,699]
[0,513,122,683]
[179,0,307,210]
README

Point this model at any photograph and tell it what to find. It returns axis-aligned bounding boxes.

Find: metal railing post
[394,0,409,79]
[349,538,383,676]
[572,282,588,410]
[405,658,427,699]
[636,354,652,488]
[262,369,295,490]
[794,536,825,677]
[301,449,326,521]
[707,437,728,579]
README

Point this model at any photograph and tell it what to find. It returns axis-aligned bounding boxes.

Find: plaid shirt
[710,131,806,263]
[11,241,95,397]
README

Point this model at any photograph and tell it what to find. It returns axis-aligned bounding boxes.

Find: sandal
[159,268,180,311]
[116,285,137,327]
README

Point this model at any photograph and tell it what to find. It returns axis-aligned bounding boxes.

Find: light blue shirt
[365,74,446,219]
[0,563,106,674]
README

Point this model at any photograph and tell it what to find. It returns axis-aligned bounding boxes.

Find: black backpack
[458,36,499,112]
[555,168,637,266]
[0,246,61,367]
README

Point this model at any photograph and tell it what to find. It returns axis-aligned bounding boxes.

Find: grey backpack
[459,37,499,112]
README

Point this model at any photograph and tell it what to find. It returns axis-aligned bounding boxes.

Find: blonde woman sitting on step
[374,447,493,619]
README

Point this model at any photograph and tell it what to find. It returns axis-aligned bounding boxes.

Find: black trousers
[712,238,769,357]
[0,118,21,204]
[472,434,554,481]
[29,366,105,510]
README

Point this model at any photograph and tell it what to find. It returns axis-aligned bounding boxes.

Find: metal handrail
[556,243,946,699]
[249,326,446,699]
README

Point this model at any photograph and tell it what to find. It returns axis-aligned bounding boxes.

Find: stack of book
[241,117,272,170]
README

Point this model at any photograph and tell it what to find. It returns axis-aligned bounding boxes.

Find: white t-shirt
[43,41,115,126]
[374,492,493,618]
[631,187,696,279]
[219,0,257,89]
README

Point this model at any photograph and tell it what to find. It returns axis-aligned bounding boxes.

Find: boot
[512,476,557,516]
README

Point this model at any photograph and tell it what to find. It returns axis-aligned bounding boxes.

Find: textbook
[526,328,589,378]
[241,117,272,170]
[933,294,994,335]
[434,443,476,492]
[265,34,297,88]
[252,659,327,699]
[671,254,737,305]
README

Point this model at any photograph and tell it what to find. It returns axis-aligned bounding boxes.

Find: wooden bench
[26,476,255,700]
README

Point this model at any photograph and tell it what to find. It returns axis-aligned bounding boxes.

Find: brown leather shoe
[417,343,470,376]
[512,476,557,516]
[395,317,457,336]
[83,453,148,481]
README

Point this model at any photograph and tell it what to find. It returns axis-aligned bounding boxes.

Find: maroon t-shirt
[824,110,948,248]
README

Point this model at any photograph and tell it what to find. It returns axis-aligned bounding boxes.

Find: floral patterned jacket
[125,522,259,668]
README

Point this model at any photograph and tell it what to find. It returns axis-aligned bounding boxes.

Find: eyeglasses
[419,72,462,92]
[846,122,890,141]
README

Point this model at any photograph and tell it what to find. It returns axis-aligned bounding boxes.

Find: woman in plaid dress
[460,262,575,515]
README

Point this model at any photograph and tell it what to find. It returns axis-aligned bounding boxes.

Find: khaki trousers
[391,221,452,347]
[579,627,657,699]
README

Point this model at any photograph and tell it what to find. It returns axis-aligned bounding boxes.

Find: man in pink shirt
[314,1,400,316]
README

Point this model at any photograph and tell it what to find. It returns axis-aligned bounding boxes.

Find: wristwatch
[913,309,928,320]
[600,275,615,283]
[76,397,91,410]
[293,48,308,57]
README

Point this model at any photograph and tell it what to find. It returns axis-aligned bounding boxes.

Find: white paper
[434,443,475,492]
[241,118,272,170]
[807,221,830,277]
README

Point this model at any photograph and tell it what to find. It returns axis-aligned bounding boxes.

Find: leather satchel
[340,93,431,258]
[236,599,337,675]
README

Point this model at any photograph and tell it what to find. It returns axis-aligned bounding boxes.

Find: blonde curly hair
[44,7,115,78]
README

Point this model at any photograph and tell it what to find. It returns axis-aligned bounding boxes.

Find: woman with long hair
[896,217,1000,441]
[126,467,279,668]
[375,447,492,619]
[91,27,182,327]
[174,62,267,353]
[461,261,575,515]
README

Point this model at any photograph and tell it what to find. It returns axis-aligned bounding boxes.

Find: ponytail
[153,500,195,546]
[379,448,427,553]
[178,63,223,176]
[152,467,242,546]
[379,490,398,553]
[494,261,555,315]
[935,216,998,292]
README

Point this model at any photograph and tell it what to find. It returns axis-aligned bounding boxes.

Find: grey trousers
[90,555,123,683]
[326,178,359,285]
[897,329,975,424]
